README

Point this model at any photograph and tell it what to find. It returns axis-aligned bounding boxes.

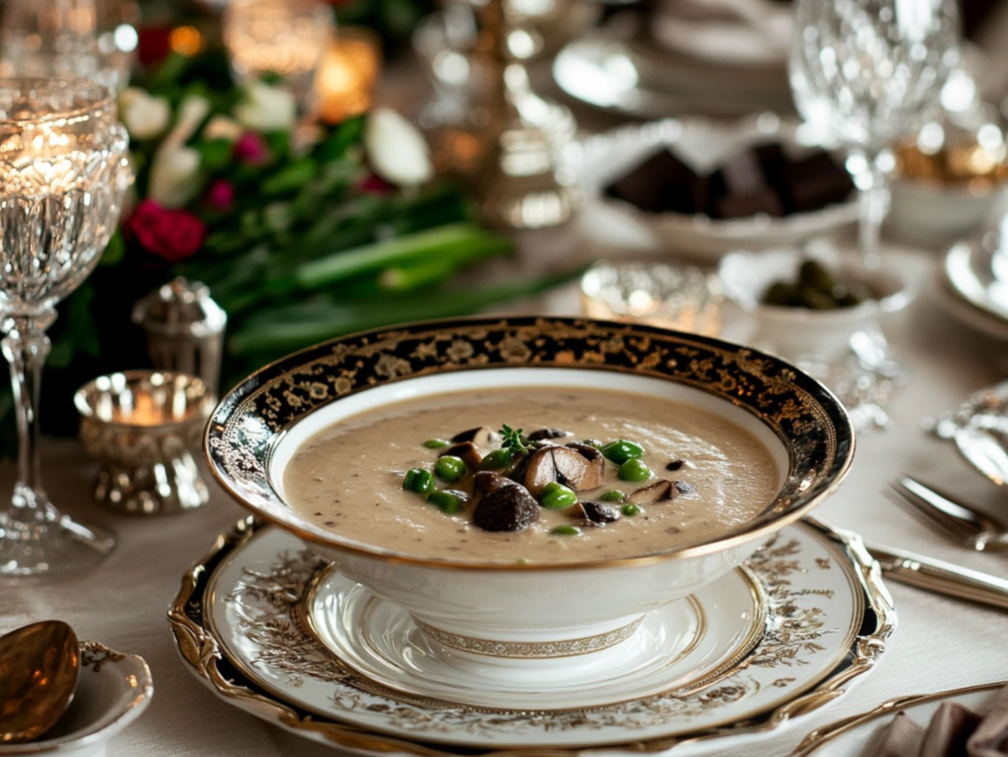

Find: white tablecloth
[4,237,1008,757]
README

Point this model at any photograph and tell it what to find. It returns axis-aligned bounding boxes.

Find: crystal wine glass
[222,0,335,118]
[789,0,960,269]
[0,0,141,90]
[0,78,132,575]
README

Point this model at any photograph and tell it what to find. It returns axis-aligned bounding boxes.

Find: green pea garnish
[424,438,451,449]
[435,455,467,482]
[599,489,626,503]
[539,481,578,509]
[601,439,645,464]
[618,458,651,482]
[550,525,582,536]
[621,503,641,516]
[478,448,512,470]
[427,490,464,514]
[403,468,434,495]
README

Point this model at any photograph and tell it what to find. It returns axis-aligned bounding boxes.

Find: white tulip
[148,144,202,208]
[167,94,212,146]
[364,107,434,188]
[233,81,297,133]
[118,87,170,141]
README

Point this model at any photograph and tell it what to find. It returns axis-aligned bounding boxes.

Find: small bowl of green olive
[717,246,914,366]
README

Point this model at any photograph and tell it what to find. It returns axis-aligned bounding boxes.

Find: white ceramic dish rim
[0,641,153,755]
[204,316,856,571]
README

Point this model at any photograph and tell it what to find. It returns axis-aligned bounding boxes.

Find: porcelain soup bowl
[205,316,854,689]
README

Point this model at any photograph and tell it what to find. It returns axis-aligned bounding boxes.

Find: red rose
[126,200,206,263]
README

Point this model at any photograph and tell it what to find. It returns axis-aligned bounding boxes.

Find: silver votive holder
[74,371,216,514]
[132,278,227,398]
[580,261,724,336]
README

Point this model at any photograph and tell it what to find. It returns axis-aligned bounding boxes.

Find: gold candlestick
[424,0,581,229]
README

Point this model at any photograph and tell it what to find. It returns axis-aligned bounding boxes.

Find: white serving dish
[718,245,914,365]
[570,115,859,261]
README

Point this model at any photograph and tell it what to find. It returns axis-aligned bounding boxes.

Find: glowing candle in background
[316,28,381,124]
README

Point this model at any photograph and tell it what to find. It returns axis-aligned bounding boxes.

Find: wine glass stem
[1,312,56,520]
[855,151,891,270]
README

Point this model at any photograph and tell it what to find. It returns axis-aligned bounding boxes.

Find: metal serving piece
[75,370,215,514]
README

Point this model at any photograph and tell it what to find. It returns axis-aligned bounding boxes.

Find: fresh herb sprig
[499,424,530,457]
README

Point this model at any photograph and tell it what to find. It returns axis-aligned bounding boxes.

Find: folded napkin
[860,684,1008,756]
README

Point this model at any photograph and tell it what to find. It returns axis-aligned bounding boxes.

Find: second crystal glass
[0,78,132,575]
[789,0,960,268]
[223,0,335,117]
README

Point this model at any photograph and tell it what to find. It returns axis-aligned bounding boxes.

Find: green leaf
[289,223,512,291]
[227,267,585,356]
[261,158,318,196]
[99,230,127,266]
[197,137,234,171]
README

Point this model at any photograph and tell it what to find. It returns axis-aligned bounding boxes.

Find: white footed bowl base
[303,565,766,711]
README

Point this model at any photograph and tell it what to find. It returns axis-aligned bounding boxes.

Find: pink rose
[233,132,270,165]
[205,179,235,211]
[126,200,206,263]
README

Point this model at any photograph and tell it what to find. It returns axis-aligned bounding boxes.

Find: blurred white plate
[789,681,1006,756]
[570,115,859,262]
[945,231,1008,323]
[553,33,793,119]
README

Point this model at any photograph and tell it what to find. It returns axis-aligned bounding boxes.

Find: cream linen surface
[3,241,1008,757]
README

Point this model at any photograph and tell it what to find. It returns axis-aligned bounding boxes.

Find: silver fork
[886,475,1008,552]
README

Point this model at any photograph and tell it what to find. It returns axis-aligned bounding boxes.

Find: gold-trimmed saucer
[168,516,894,754]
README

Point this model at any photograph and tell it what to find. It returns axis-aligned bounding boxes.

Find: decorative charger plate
[569,116,859,261]
[788,680,1008,756]
[169,516,895,755]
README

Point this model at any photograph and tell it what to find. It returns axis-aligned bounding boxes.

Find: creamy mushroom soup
[282,386,780,564]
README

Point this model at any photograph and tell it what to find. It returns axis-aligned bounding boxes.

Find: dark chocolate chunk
[780,150,855,213]
[713,189,786,219]
[604,148,709,214]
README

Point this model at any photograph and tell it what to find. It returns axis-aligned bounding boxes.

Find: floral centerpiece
[25,47,573,451]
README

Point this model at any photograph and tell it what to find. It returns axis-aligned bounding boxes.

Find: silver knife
[866,542,1008,610]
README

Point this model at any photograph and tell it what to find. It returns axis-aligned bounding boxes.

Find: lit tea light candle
[75,370,214,514]
[580,261,723,336]
[316,28,381,124]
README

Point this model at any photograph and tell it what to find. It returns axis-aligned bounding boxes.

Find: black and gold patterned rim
[204,316,855,570]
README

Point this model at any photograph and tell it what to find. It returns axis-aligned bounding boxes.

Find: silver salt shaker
[132,277,227,398]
